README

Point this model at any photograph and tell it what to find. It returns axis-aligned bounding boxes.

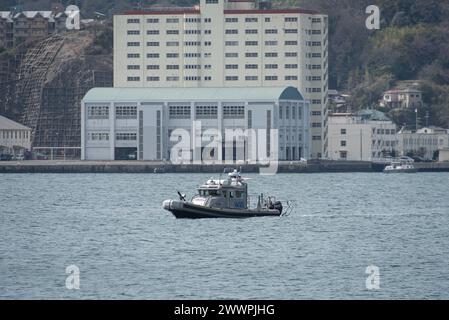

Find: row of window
[1,130,29,140]
[279,106,304,120]
[127,40,303,47]
[127,16,321,25]
[224,29,300,34]
[127,51,316,59]
[130,64,307,70]
[87,132,137,141]
[127,75,306,82]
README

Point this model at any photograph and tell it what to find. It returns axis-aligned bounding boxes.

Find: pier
[0,160,448,173]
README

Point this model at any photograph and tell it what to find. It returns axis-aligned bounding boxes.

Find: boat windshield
[199,189,222,196]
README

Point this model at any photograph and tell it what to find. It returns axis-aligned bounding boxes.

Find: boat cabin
[192,171,248,209]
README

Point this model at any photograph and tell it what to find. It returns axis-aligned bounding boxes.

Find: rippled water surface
[1,172,448,299]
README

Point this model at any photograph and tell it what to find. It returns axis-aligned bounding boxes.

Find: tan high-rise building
[113,0,329,158]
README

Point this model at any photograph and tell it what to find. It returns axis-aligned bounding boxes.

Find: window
[245,41,258,46]
[127,65,140,70]
[245,29,258,34]
[127,19,140,24]
[341,129,347,135]
[166,76,179,81]
[285,64,298,69]
[184,29,201,34]
[225,64,238,69]
[225,17,238,23]
[127,53,140,58]
[265,52,278,57]
[196,104,218,119]
[245,76,258,81]
[204,41,211,46]
[166,18,179,23]
[226,76,238,81]
[265,41,277,46]
[225,29,238,34]
[341,140,347,147]
[311,111,322,116]
[166,53,179,58]
[147,76,160,81]
[246,52,258,57]
[285,40,298,45]
[265,64,278,69]
[223,105,245,119]
[245,64,258,69]
[185,64,201,69]
[225,41,238,46]
[147,41,159,46]
[147,53,159,58]
[116,133,137,141]
[204,18,211,23]
[265,29,278,34]
[87,106,109,119]
[312,123,322,128]
[166,30,179,35]
[147,65,159,69]
[166,65,179,70]
[285,76,298,80]
[312,136,322,141]
[312,18,322,23]
[166,41,179,46]
[127,42,140,47]
[147,30,159,35]
[147,18,159,23]
[88,132,109,141]
[285,29,298,34]
[127,30,140,35]
[184,53,201,58]
[311,100,322,105]
[127,76,140,81]
[285,52,298,57]
[245,17,258,22]
[285,17,298,22]
[206,0,218,3]
[265,76,278,80]
[265,17,271,22]
[169,105,191,119]
[116,106,137,119]
[225,53,238,58]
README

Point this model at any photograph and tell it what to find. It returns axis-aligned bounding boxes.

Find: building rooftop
[0,115,31,131]
[83,87,305,102]
[356,109,391,121]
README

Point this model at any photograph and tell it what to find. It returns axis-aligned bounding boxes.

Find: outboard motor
[274,201,283,215]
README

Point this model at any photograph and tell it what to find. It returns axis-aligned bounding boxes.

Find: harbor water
[1,172,448,299]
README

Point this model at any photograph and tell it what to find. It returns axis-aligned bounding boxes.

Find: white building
[397,127,449,160]
[380,88,423,109]
[113,0,328,158]
[81,86,310,161]
[327,110,397,161]
[0,115,32,155]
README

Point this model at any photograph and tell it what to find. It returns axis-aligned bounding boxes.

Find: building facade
[0,115,32,155]
[0,12,14,48]
[81,86,310,161]
[327,111,397,161]
[381,88,423,109]
[113,0,328,159]
[397,127,449,160]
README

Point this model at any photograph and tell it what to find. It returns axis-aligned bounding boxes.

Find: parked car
[127,153,137,160]
[34,152,48,160]
[0,154,13,161]
[12,154,25,160]
[400,156,415,163]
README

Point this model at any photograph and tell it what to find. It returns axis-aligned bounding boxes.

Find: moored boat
[383,161,417,173]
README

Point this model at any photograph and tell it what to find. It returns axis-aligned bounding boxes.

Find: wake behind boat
[162,169,292,219]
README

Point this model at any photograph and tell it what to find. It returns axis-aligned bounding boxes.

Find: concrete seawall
[1,160,448,173]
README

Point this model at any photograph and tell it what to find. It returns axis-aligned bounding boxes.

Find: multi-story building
[327,110,398,161]
[0,115,32,155]
[381,88,423,110]
[113,0,328,158]
[397,126,449,160]
[0,12,14,48]
[13,11,56,46]
[81,86,310,161]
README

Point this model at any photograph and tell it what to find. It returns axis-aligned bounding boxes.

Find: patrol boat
[162,169,290,219]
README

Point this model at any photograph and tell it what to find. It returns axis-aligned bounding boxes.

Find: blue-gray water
[1,172,448,299]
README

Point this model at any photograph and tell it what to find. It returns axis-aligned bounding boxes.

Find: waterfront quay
[1,160,448,173]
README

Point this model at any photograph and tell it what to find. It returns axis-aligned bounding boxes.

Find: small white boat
[383,162,417,173]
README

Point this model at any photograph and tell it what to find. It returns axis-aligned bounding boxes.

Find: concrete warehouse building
[113,0,328,158]
[81,86,310,161]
